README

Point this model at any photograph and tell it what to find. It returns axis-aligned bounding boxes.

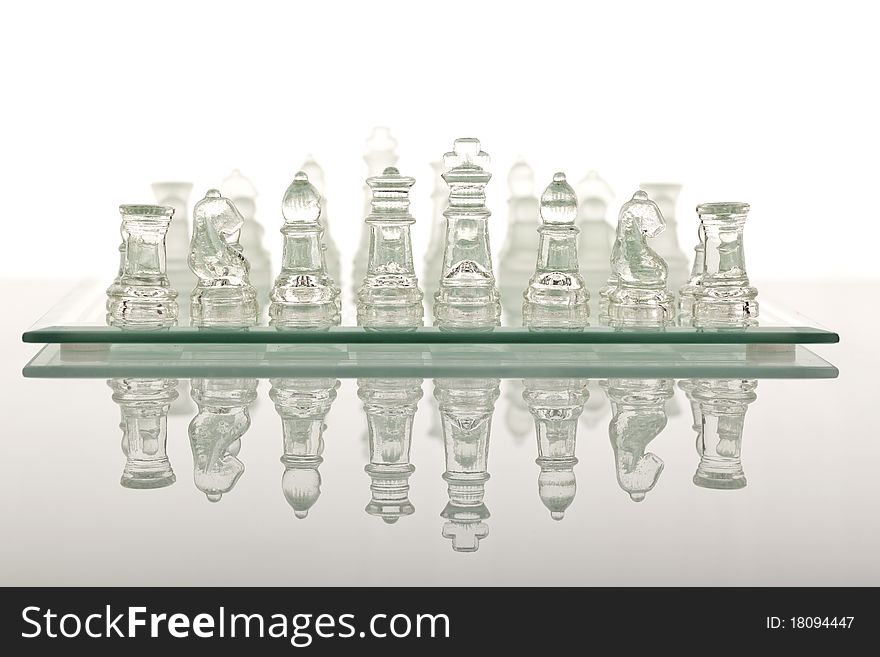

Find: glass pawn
[602,378,672,501]
[523,172,589,330]
[110,378,178,489]
[498,159,539,323]
[188,378,257,502]
[359,378,422,523]
[106,205,178,329]
[269,172,341,330]
[188,189,258,328]
[356,166,424,329]
[523,378,589,520]
[607,191,674,327]
[436,377,500,552]
[678,225,706,324]
[433,138,501,330]
[693,202,759,327]
[691,379,756,489]
[270,377,339,519]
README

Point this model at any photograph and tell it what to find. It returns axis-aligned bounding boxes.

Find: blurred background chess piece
[577,172,615,304]
[188,378,257,502]
[110,378,178,490]
[270,377,339,519]
[222,169,273,317]
[498,159,539,321]
[602,378,672,501]
[152,182,194,303]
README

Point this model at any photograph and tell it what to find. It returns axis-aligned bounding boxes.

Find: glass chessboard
[22,280,839,346]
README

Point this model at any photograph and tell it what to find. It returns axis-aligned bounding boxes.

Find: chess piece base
[357,302,424,329]
[693,288,759,328]
[270,301,340,330]
[190,285,258,328]
[693,467,747,490]
[434,288,501,330]
[106,284,179,329]
[523,298,589,331]
[120,463,176,489]
[608,287,674,327]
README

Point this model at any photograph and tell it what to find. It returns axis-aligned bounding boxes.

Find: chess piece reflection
[110,378,178,489]
[607,191,674,327]
[270,378,340,519]
[523,172,589,330]
[693,202,759,328]
[691,379,756,489]
[640,183,688,296]
[299,157,341,285]
[106,205,179,328]
[152,182,194,300]
[433,138,502,330]
[577,172,615,305]
[269,172,341,329]
[436,377,500,552]
[498,159,539,321]
[356,166,424,328]
[678,225,706,325]
[359,378,422,523]
[353,127,399,299]
[423,160,448,319]
[523,378,589,520]
[188,189,258,327]
[602,379,672,501]
[188,378,257,502]
[222,169,272,314]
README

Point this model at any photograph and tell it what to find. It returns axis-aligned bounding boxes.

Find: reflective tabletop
[1,281,876,586]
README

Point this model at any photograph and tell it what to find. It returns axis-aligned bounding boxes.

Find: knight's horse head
[619,190,665,238]
[193,189,245,241]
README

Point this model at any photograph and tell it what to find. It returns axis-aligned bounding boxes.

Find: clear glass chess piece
[356,166,424,328]
[640,183,689,295]
[109,378,178,489]
[298,157,341,285]
[188,378,257,502]
[522,172,589,330]
[435,376,500,552]
[692,202,759,327]
[188,189,258,328]
[152,182,194,302]
[577,171,615,305]
[601,378,672,501]
[523,377,589,520]
[359,377,422,523]
[607,191,674,327]
[269,377,340,519]
[353,127,399,300]
[498,159,540,323]
[222,169,273,316]
[677,225,706,325]
[433,138,501,330]
[106,205,179,329]
[691,378,756,489]
[269,172,341,330]
[423,160,448,318]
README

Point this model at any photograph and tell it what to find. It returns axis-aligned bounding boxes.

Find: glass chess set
[23,135,838,350]
[18,132,840,553]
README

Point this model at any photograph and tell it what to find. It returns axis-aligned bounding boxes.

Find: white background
[2,0,878,283]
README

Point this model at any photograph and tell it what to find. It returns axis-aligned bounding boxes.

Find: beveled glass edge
[22,325,841,345]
